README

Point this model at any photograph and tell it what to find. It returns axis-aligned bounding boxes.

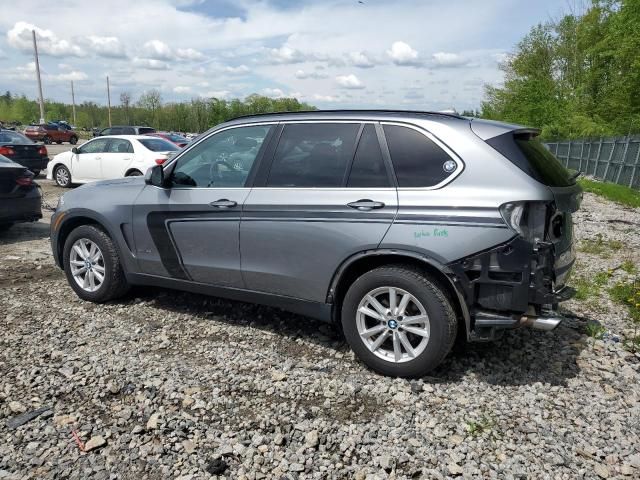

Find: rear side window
[100,128,112,136]
[486,133,574,187]
[138,127,156,135]
[139,139,179,152]
[106,139,133,153]
[347,124,389,188]
[383,124,456,188]
[267,123,360,187]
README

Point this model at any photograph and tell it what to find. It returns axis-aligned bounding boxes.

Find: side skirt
[126,272,333,323]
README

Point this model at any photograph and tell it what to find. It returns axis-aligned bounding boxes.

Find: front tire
[62,225,130,302]
[31,169,41,177]
[43,136,52,145]
[54,165,72,188]
[341,266,457,378]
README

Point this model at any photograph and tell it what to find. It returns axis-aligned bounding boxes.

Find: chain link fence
[545,137,640,189]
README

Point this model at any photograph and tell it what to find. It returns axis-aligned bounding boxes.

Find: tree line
[481,0,640,139]
[0,90,315,133]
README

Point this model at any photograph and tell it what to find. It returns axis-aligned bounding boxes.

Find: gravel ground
[0,182,639,479]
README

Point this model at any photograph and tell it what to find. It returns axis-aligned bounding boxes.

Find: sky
[0,0,567,111]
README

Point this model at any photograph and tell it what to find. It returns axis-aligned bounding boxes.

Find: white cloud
[492,52,510,64]
[176,47,205,61]
[295,69,328,80]
[83,35,127,58]
[143,40,173,60]
[349,51,375,68]
[262,87,286,98]
[387,41,420,66]
[224,64,250,74]
[7,22,85,57]
[49,70,89,82]
[132,57,170,70]
[336,74,364,89]
[173,86,191,94]
[311,93,338,102]
[432,52,469,67]
[268,45,311,64]
[201,90,231,99]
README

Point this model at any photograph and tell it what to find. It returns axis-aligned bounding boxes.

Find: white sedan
[47,135,180,187]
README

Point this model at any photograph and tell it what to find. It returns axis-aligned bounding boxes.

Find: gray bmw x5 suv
[51,110,581,377]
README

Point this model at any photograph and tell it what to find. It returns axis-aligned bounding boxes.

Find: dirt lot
[1,182,639,479]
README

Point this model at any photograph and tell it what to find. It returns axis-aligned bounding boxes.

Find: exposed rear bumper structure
[447,236,575,341]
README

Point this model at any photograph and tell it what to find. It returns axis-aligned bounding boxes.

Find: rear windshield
[486,132,574,187]
[0,131,33,143]
[139,138,179,152]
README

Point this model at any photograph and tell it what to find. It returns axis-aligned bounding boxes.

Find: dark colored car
[149,132,189,148]
[24,124,78,145]
[94,126,156,137]
[0,155,42,232]
[0,129,49,176]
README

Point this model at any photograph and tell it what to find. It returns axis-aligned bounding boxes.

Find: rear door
[100,138,134,179]
[132,124,275,286]
[240,122,398,302]
[71,138,109,181]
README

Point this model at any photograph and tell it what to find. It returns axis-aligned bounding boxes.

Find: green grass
[578,233,623,257]
[578,178,640,208]
[572,271,611,300]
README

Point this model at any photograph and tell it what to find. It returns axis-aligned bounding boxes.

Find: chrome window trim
[380,121,465,191]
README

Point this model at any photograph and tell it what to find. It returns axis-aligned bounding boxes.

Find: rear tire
[70,136,78,145]
[126,170,143,177]
[43,136,52,145]
[62,225,130,302]
[341,266,457,378]
[54,165,72,188]
[31,169,41,177]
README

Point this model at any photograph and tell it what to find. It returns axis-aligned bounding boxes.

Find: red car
[149,132,189,148]
[24,124,78,145]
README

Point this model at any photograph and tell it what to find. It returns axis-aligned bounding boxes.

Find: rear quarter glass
[486,132,574,187]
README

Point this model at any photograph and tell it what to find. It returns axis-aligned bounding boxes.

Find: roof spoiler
[469,118,541,141]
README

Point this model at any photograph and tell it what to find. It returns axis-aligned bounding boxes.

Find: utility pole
[32,30,45,123]
[106,76,112,127]
[70,80,77,125]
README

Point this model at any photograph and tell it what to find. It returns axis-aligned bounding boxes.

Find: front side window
[347,124,389,188]
[78,138,109,154]
[383,124,457,188]
[110,127,123,135]
[106,139,133,153]
[100,128,112,136]
[171,125,272,188]
[267,123,360,187]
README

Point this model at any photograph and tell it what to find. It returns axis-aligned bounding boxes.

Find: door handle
[347,199,386,210]
[209,199,238,208]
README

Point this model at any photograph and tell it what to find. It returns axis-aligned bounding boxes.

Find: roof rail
[229,109,466,121]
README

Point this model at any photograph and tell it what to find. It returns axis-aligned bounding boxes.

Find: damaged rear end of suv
[450,120,582,342]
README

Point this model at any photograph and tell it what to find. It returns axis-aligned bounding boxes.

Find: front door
[132,124,275,287]
[241,122,398,302]
[72,137,109,182]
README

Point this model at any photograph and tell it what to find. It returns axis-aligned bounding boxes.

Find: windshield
[139,138,179,152]
[486,132,574,187]
[0,131,34,144]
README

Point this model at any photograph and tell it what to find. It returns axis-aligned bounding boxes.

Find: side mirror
[71,147,79,154]
[145,164,165,187]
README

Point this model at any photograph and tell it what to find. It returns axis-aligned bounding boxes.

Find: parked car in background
[47,135,179,187]
[49,110,582,377]
[24,124,78,145]
[149,132,189,148]
[0,155,42,232]
[0,129,49,176]
[93,126,156,137]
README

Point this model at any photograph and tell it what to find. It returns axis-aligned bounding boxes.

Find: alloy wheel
[55,167,70,186]
[356,286,431,363]
[69,238,105,292]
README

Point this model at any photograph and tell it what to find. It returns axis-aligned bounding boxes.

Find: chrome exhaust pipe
[530,316,562,331]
